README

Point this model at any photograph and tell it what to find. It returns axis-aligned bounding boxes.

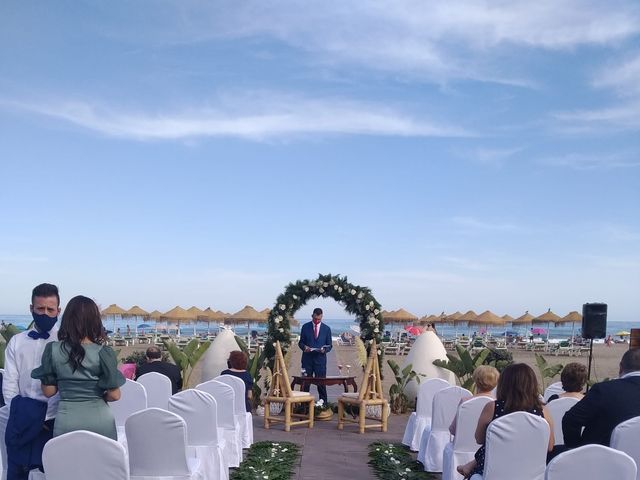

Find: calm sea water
[1,314,638,340]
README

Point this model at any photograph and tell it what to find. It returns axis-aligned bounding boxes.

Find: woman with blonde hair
[450,365,500,435]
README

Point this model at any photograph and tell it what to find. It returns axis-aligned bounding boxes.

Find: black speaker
[582,303,607,339]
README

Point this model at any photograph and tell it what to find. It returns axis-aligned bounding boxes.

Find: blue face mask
[32,312,58,333]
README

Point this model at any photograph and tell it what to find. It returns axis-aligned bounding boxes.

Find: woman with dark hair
[457,363,554,478]
[221,350,253,412]
[31,295,125,440]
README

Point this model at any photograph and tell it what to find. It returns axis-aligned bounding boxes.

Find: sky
[1,1,639,321]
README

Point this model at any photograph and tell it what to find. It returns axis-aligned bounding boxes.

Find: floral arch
[264,273,384,368]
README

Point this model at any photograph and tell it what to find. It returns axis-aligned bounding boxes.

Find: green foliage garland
[264,273,384,370]
[230,441,300,480]
[368,442,436,479]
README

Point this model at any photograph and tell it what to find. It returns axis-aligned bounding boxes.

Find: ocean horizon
[2,314,637,340]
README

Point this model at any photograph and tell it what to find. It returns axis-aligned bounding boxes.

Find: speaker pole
[586,338,594,393]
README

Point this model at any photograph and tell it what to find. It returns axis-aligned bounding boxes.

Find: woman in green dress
[31,295,125,440]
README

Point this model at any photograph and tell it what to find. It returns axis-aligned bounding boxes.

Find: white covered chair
[110,378,148,441]
[543,381,564,402]
[545,397,579,446]
[404,378,450,451]
[545,444,637,480]
[137,372,172,410]
[196,380,242,468]
[442,396,493,480]
[169,389,229,480]
[418,386,472,471]
[470,412,550,480]
[125,408,204,480]
[611,416,640,480]
[41,430,129,480]
[0,405,9,480]
[214,374,253,448]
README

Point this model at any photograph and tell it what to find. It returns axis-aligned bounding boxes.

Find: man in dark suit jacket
[563,348,640,447]
[135,346,183,394]
[298,308,332,403]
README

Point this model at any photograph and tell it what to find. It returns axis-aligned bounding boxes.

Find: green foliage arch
[264,273,384,367]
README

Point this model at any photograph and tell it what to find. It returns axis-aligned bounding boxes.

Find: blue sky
[1,1,639,321]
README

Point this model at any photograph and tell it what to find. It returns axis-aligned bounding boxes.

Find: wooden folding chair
[337,339,388,434]
[264,341,315,432]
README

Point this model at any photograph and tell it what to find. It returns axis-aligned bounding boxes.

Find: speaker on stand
[582,303,607,391]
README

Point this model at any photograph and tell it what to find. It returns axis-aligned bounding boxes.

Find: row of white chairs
[0,372,254,480]
[402,378,640,480]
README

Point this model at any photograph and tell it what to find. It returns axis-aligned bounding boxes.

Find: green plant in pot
[433,345,513,390]
[314,399,334,420]
[387,360,423,414]
[534,353,563,392]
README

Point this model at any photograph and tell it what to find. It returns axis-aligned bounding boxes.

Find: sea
[1,314,638,341]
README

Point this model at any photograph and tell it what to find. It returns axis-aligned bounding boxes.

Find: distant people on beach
[135,346,182,394]
[126,324,131,336]
[546,363,587,402]
[562,348,640,448]
[31,295,125,441]
[221,350,253,412]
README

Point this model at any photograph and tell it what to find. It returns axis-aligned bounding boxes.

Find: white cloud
[1,92,472,140]
[100,1,640,85]
[593,52,640,97]
[453,146,523,166]
[539,152,640,170]
[553,102,640,132]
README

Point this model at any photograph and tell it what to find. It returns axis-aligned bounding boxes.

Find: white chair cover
[214,374,253,448]
[169,389,229,480]
[41,430,129,480]
[407,378,451,451]
[442,396,493,480]
[401,412,416,446]
[419,386,472,471]
[546,397,579,445]
[545,444,637,480]
[126,408,204,480]
[0,405,9,480]
[110,378,148,442]
[470,412,550,480]
[543,382,564,402]
[137,372,172,410]
[196,380,242,468]
[611,416,640,480]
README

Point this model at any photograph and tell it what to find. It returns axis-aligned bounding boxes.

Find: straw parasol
[101,304,127,333]
[149,310,163,320]
[532,309,562,341]
[161,306,197,336]
[125,306,149,318]
[225,305,268,345]
[385,309,418,324]
[558,311,583,340]
[469,310,505,327]
[458,310,478,322]
[501,314,514,323]
[200,307,225,333]
[187,307,206,335]
[511,311,535,328]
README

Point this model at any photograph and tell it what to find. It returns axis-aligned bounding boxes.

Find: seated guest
[135,346,182,394]
[563,348,640,447]
[221,350,253,412]
[450,366,499,435]
[547,363,587,402]
[457,363,554,478]
[31,295,125,440]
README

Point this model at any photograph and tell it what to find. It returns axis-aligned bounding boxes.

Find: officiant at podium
[298,308,332,403]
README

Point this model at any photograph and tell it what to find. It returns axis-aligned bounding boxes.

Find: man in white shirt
[3,283,61,478]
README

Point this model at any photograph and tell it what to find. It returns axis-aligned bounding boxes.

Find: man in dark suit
[298,308,332,403]
[563,348,640,447]
[135,346,183,394]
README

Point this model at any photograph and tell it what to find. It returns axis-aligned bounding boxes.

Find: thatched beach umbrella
[225,305,267,345]
[533,309,562,341]
[187,306,206,335]
[101,304,127,333]
[511,311,535,330]
[161,306,197,336]
[201,307,225,333]
[502,314,515,323]
[469,310,505,336]
[557,311,582,340]
[125,306,149,333]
